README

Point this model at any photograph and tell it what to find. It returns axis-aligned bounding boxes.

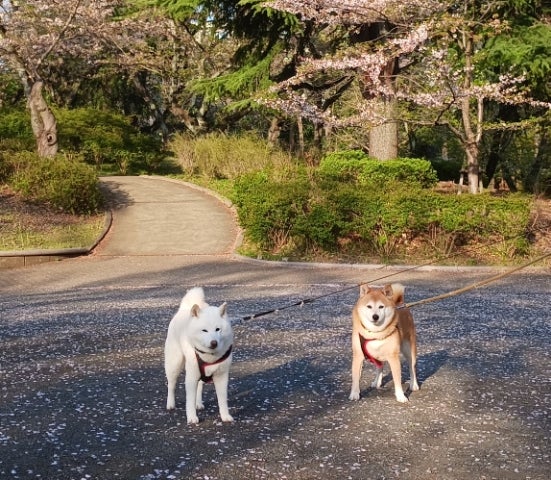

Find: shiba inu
[165,287,234,423]
[349,283,419,403]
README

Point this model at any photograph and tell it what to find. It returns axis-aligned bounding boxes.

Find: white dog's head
[356,283,404,332]
[188,302,233,357]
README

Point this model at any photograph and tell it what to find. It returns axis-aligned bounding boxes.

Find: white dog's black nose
[210,340,218,349]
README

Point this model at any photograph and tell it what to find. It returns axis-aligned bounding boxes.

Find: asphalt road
[1,176,549,480]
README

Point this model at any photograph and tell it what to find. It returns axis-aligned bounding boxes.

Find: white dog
[165,287,234,424]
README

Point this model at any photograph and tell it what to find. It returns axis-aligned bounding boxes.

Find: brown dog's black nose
[372,314,379,321]
[210,340,218,349]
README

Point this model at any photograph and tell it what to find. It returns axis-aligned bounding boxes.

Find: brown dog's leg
[349,352,364,400]
[402,340,419,391]
[387,355,408,403]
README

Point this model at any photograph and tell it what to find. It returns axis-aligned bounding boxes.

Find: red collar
[359,334,383,369]
[195,345,233,383]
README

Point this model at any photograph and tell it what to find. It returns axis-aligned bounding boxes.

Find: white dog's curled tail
[179,287,207,311]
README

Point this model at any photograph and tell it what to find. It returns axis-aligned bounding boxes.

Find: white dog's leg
[165,346,184,410]
[185,373,200,424]
[213,371,234,422]
[371,366,384,389]
[196,380,205,410]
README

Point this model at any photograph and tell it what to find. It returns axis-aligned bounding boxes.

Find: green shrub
[0,107,169,175]
[9,151,102,214]
[317,150,369,182]
[293,203,342,250]
[357,158,438,188]
[231,163,533,262]
[318,150,438,188]
[55,108,167,174]
[0,109,35,150]
[233,171,310,251]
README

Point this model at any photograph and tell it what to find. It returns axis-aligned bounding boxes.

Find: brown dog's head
[356,283,404,331]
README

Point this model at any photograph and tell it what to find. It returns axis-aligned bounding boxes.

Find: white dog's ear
[360,284,370,296]
[219,302,227,317]
[191,304,201,317]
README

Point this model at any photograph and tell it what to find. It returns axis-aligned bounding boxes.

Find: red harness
[195,346,233,383]
[359,334,384,369]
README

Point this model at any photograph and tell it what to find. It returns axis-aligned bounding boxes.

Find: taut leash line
[403,251,551,309]
[239,251,551,322]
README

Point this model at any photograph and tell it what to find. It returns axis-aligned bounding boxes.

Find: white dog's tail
[179,287,207,311]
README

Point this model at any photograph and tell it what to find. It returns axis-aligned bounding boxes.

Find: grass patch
[0,213,105,251]
[0,185,106,251]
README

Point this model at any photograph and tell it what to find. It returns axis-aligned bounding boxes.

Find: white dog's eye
[216,328,221,332]
[202,329,208,333]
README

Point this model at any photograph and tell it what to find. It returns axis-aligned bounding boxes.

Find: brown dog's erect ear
[219,302,227,317]
[191,304,201,317]
[382,284,394,299]
[360,284,371,296]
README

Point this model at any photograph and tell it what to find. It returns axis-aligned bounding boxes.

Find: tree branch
[36,0,82,71]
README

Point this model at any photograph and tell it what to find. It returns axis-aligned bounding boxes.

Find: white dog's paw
[220,413,234,423]
[196,402,205,411]
[395,392,409,403]
[166,400,176,411]
[410,381,420,391]
[349,391,360,401]
[187,415,200,424]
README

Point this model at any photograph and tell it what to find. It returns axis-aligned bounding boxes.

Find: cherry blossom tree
[265,0,551,192]
[0,0,170,156]
[265,0,439,160]
[399,1,551,193]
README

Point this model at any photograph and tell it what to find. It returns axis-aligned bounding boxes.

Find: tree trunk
[296,115,305,159]
[465,141,480,194]
[369,98,398,160]
[459,30,481,193]
[354,22,399,161]
[28,81,58,157]
[267,117,281,146]
[368,53,398,160]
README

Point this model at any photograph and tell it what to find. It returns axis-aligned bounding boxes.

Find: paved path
[96,176,240,256]
[1,176,549,480]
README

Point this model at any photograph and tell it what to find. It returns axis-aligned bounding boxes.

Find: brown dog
[349,283,419,403]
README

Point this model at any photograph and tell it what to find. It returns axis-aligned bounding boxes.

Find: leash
[239,251,551,322]
[403,251,551,309]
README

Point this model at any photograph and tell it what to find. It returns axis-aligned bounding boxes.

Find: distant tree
[266,1,551,192]
[0,0,170,156]
[148,0,321,152]
[402,0,551,193]
[480,3,551,193]
[265,0,438,160]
